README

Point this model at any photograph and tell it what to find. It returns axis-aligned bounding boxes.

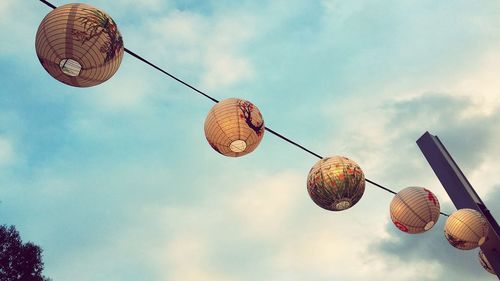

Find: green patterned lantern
[307,156,365,211]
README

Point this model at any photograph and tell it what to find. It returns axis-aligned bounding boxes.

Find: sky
[1,0,500,280]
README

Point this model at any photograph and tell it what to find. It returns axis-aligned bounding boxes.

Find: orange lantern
[35,3,124,87]
[307,156,365,211]
[204,98,265,157]
[444,208,488,250]
[390,187,440,234]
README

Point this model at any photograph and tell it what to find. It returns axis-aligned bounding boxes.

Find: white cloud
[228,172,303,237]
[0,137,14,166]
[141,9,256,92]
[153,10,206,45]
[162,234,237,281]
[78,66,157,112]
[0,1,42,60]
[320,0,365,24]
[106,0,167,13]
[142,170,440,281]
[0,0,18,23]
[270,227,441,281]
[452,49,500,114]
[384,43,500,115]
[201,53,253,91]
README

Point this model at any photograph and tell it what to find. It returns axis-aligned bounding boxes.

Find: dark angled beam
[417,131,500,278]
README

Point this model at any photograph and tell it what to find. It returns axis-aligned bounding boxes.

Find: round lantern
[204,98,265,157]
[307,156,365,211]
[35,3,124,87]
[444,208,488,250]
[389,187,440,234]
[479,250,496,275]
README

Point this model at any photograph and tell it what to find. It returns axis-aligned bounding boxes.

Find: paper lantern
[444,208,488,250]
[390,187,440,234]
[204,98,265,157]
[479,250,496,275]
[35,3,124,87]
[307,156,365,211]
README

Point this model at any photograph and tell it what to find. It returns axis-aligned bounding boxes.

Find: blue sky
[1,0,499,280]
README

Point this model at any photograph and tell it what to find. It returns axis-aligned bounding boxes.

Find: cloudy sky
[1,0,499,280]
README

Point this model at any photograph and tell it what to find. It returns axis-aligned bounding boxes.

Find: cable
[365,179,396,195]
[39,0,55,9]
[124,48,219,103]
[37,0,450,217]
[264,127,324,159]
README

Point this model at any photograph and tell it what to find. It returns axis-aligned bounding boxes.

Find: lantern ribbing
[390,187,441,233]
[36,3,124,87]
[444,208,489,250]
[37,0,450,217]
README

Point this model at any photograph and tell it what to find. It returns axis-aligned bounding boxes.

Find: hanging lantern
[444,208,488,250]
[204,98,265,157]
[307,156,365,211]
[478,250,496,275]
[35,3,124,87]
[389,186,440,234]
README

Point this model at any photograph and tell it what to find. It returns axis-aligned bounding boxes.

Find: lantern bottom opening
[59,58,82,77]
[424,221,435,230]
[230,140,247,153]
[478,236,486,246]
[334,200,351,210]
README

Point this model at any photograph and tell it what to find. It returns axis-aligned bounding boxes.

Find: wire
[365,179,396,195]
[124,48,219,103]
[39,0,55,9]
[264,127,324,159]
[37,0,450,217]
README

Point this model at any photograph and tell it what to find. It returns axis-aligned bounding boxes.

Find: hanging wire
[39,0,55,9]
[37,0,449,217]
[125,49,219,103]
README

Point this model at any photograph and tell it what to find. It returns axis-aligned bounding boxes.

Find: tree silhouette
[0,225,51,281]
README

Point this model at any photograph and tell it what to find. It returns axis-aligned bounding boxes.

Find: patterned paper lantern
[479,250,496,275]
[444,208,489,250]
[204,98,265,157]
[35,3,124,87]
[307,156,365,211]
[390,187,440,234]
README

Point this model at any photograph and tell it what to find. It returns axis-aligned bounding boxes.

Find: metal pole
[417,131,500,278]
